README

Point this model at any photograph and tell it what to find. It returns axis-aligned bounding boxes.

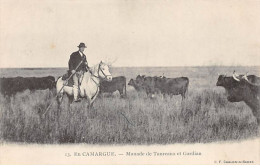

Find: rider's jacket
[68,51,88,72]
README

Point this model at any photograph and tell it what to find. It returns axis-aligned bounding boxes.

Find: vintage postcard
[0,0,259,165]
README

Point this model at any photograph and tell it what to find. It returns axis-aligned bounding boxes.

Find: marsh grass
[0,88,258,144]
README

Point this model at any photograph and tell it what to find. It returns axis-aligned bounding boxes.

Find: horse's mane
[89,62,100,74]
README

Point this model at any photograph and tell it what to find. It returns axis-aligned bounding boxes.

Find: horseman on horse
[55,42,112,110]
[69,42,90,102]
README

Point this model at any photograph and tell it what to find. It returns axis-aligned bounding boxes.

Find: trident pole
[43,60,84,115]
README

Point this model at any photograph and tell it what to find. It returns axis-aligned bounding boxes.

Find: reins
[88,62,108,100]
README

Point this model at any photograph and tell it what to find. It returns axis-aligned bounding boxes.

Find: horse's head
[98,61,112,81]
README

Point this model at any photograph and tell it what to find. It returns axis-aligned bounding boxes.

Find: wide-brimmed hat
[78,43,87,48]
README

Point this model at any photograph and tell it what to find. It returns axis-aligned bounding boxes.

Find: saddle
[61,70,86,87]
[61,70,74,87]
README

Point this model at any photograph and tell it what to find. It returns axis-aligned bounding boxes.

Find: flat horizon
[0,65,260,69]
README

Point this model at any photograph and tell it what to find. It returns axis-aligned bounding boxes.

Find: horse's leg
[88,102,93,109]
[56,94,63,109]
[181,93,184,101]
[88,96,97,110]
[87,87,99,110]
[67,95,73,112]
[56,77,64,113]
[68,96,73,104]
[119,89,124,98]
[56,93,64,119]
[87,96,94,110]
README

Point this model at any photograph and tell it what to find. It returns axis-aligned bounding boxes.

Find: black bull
[99,76,127,97]
[0,76,56,97]
[133,75,189,99]
[216,74,260,125]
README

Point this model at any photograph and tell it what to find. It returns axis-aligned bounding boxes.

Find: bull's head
[136,75,145,84]
[128,78,145,91]
[128,79,135,86]
[216,71,248,102]
[216,71,259,103]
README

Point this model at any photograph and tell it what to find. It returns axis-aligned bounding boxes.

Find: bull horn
[161,73,165,78]
[232,71,240,81]
[242,72,249,81]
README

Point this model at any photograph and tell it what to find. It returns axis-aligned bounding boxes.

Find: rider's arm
[69,54,76,73]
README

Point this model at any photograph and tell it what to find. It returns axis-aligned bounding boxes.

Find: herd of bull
[99,75,189,100]
[0,71,259,124]
[0,76,56,97]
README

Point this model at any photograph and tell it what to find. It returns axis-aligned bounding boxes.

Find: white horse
[56,61,112,109]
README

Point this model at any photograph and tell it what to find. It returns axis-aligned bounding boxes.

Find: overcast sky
[0,0,260,67]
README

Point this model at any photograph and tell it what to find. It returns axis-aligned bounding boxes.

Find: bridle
[89,62,112,86]
[86,62,111,100]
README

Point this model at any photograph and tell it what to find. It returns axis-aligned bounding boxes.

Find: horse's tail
[56,76,61,86]
[56,76,62,83]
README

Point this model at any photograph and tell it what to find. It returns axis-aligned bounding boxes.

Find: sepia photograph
[0,0,259,165]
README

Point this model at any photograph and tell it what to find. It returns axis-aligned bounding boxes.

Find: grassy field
[0,66,259,144]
